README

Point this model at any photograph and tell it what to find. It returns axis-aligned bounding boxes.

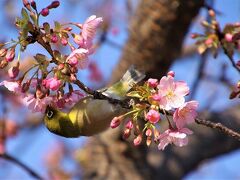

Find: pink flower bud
[133,135,142,146]
[61,37,68,46]
[146,137,151,146]
[146,109,160,124]
[167,71,175,77]
[22,0,30,7]
[64,27,72,31]
[48,1,60,9]
[110,116,122,128]
[145,129,152,137]
[70,74,76,82]
[44,77,61,91]
[205,38,213,46]
[5,48,15,62]
[58,63,64,70]
[236,60,240,67]
[225,33,233,42]
[21,81,30,93]
[125,120,133,129]
[51,34,58,43]
[0,140,5,155]
[8,65,19,79]
[208,9,215,17]
[147,78,158,88]
[122,128,131,139]
[191,33,198,39]
[30,0,36,9]
[41,8,49,16]
[0,48,7,57]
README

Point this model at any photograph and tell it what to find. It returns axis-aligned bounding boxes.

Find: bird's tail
[103,66,145,99]
[120,65,146,90]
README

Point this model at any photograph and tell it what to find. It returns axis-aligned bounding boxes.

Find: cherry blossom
[0,80,21,93]
[66,48,89,69]
[147,78,158,88]
[173,101,199,129]
[43,77,61,91]
[157,76,189,110]
[158,128,193,150]
[23,94,53,113]
[82,15,103,41]
[146,109,160,124]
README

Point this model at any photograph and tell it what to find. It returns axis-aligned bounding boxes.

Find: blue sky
[0,0,239,179]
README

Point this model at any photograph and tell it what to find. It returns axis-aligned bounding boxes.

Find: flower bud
[110,116,122,129]
[22,0,29,6]
[30,0,36,10]
[21,80,31,93]
[8,65,19,79]
[64,27,72,31]
[205,38,213,46]
[191,33,199,39]
[147,78,158,88]
[208,9,215,17]
[167,71,175,77]
[122,128,131,139]
[133,135,142,146]
[125,120,133,129]
[61,37,68,46]
[48,1,60,9]
[146,109,160,124]
[51,34,58,43]
[145,129,152,137]
[146,137,152,146]
[236,60,240,67]
[5,48,15,62]
[70,74,76,82]
[58,63,64,70]
[225,33,233,42]
[0,48,7,57]
[40,8,49,16]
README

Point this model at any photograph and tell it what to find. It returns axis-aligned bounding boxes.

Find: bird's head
[43,106,80,138]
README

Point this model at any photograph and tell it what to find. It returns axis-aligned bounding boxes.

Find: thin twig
[195,118,240,140]
[0,153,43,179]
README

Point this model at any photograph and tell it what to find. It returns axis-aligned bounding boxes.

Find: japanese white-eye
[43,66,145,137]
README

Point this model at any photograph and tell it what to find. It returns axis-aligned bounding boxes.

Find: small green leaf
[21,8,29,21]
[127,91,142,98]
[54,21,61,31]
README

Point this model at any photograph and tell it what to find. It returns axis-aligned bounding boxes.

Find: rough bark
[110,0,204,83]
[80,0,240,179]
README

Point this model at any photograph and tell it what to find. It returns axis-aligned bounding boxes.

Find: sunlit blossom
[157,76,189,110]
[158,128,193,150]
[173,101,199,129]
[82,15,103,41]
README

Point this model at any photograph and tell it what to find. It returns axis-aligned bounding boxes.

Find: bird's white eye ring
[47,110,54,118]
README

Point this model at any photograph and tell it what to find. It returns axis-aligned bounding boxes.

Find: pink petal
[174,81,189,96]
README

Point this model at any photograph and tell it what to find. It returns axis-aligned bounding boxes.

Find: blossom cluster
[0,0,103,112]
[192,9,240,99]
[111,72,198,150]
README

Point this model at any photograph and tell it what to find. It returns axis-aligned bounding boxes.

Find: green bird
[44,66,145,137]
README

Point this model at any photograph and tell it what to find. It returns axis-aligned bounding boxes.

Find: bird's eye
[47,110,54,119]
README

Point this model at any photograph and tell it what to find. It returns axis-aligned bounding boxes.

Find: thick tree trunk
[79,0,240,179]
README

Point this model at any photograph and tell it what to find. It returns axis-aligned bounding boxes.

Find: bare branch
[195,118,240,140]
[0,153,43,179]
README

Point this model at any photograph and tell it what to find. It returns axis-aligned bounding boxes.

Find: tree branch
[0,153,43,179]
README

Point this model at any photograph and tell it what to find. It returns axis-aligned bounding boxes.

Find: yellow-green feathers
[43,67,145,138]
